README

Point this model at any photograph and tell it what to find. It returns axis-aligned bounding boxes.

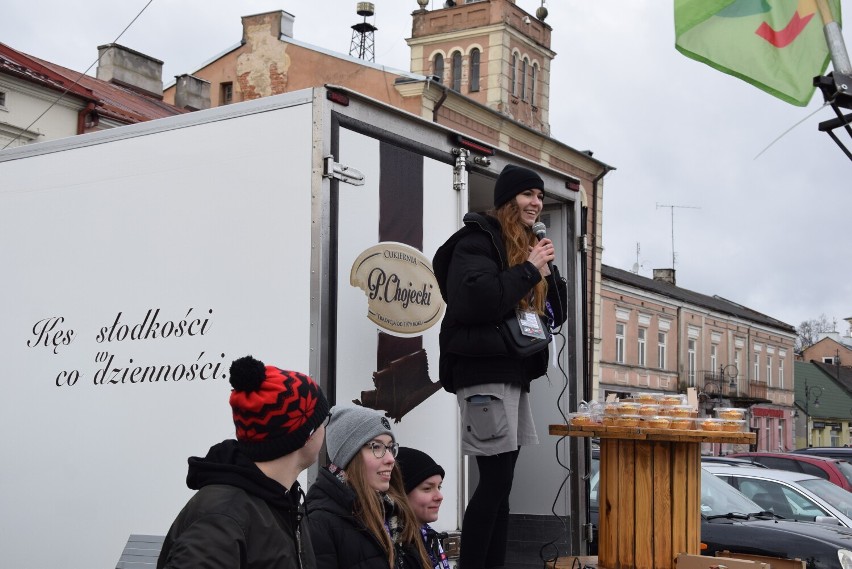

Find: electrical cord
[538,276,573,567]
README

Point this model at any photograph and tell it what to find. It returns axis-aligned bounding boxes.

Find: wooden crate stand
[549,424,755,569]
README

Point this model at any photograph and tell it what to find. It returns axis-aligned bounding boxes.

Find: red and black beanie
[228,355,330,462]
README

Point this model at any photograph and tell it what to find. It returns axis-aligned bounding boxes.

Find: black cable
[538,324,571,567]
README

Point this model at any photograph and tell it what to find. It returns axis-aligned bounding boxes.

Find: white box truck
[0,86,585,568]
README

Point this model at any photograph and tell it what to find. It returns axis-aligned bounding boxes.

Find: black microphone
[531,222,553,275]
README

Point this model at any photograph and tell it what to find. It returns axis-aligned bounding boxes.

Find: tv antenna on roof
[655,203,700,269]
[631,242,648,274]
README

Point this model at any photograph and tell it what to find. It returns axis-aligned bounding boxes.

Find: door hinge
[323,156,365,186]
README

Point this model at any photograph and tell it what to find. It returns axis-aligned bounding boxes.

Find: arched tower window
[469,48,481,92]
[451,51,463,91]
[511,53,518,97]
[520,57,528,101]
[433,54,444,83]
[530,63,538,105]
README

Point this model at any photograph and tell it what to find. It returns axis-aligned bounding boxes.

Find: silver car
[705,465,852,528]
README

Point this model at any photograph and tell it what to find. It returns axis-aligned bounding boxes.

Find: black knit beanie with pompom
[228,355,329,462]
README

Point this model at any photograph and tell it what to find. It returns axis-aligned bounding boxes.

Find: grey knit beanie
[326,405,394,469]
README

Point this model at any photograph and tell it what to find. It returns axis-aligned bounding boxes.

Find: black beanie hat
[493,164,545,209]
[229,355,330,462]
[397,446,445,494]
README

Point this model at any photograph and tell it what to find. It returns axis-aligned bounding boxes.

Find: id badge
[516,309,547,340]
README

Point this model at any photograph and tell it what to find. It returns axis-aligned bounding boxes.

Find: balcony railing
[747,380,768,400]
[701,371,768,401]
[701,371,737,397]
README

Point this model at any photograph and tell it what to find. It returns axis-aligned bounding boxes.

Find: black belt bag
[499,310,552,358]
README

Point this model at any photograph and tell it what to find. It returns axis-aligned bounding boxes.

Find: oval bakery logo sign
[350,242,444,335]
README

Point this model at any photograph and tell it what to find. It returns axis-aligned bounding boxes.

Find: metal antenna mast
[655,203,700,269]
[350,2,377,62]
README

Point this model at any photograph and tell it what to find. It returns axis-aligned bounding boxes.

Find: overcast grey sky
[3,0,850,332]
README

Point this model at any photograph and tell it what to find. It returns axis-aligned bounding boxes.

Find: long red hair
[494,199,547,314]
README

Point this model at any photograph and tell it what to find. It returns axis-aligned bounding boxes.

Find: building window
[451,51,463,91]
[779,358,785,389]
[615,323,625,364]
[754,353,760,382]
[638,328,646,367]
[658,331,666,369]
[530,63,538,105]
[433,54,444,82]
[0,90,6,108]
[822,356,840,364]
[710,344,718,373]
[520,58,528,101]
[511,53,518,97]
[766,355,773,387]
[434,54,445,82]
[734,350,741,377]
[469,48,480,92]
[220,82,233,105]
[688,340,696,386]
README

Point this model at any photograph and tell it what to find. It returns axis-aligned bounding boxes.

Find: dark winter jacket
[432,212,569,393]
[157,439,315,569]
[305,467,426,569]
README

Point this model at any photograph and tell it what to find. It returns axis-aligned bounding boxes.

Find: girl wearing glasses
[306,406,431,569]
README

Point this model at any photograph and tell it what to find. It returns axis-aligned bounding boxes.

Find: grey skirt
[456,382,538,456]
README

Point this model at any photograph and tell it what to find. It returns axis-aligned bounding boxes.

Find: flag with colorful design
[675,0,842,106]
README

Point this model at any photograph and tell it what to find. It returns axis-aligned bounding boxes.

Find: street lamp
[795,379,824,447]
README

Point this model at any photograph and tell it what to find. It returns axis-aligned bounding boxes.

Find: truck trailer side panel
[1,95,315,569]
[1,86,585,568]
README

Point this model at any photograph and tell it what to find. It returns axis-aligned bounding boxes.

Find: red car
[727,452,852,491]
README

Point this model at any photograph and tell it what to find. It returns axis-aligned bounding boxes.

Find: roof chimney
[174,74,211,111]
[242,10,295,43]
[96,44,163,98]
[653,268,676,286]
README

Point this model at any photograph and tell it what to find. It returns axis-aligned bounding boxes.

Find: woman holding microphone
[432,164,568,569]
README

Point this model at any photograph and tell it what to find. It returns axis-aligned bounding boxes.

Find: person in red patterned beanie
[157,355,330,569]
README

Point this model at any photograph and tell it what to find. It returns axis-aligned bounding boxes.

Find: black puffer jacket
[432,212,568,393]
[157,439,315,569]
[305,468,425,569]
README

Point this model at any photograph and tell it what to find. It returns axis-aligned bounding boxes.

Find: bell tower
[407,0,554,134]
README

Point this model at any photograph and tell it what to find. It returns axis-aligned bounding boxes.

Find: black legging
[459,448,520,569]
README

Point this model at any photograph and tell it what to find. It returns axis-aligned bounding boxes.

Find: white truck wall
[0,98,315,569]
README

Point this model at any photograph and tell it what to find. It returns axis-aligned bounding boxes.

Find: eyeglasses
[364,441,399,459]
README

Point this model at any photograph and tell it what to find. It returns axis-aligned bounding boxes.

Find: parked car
[589,453,852,569]
[726,452,852,491]
[705,465,852,528]
[701,455,768,468]
[795,447,852,461]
